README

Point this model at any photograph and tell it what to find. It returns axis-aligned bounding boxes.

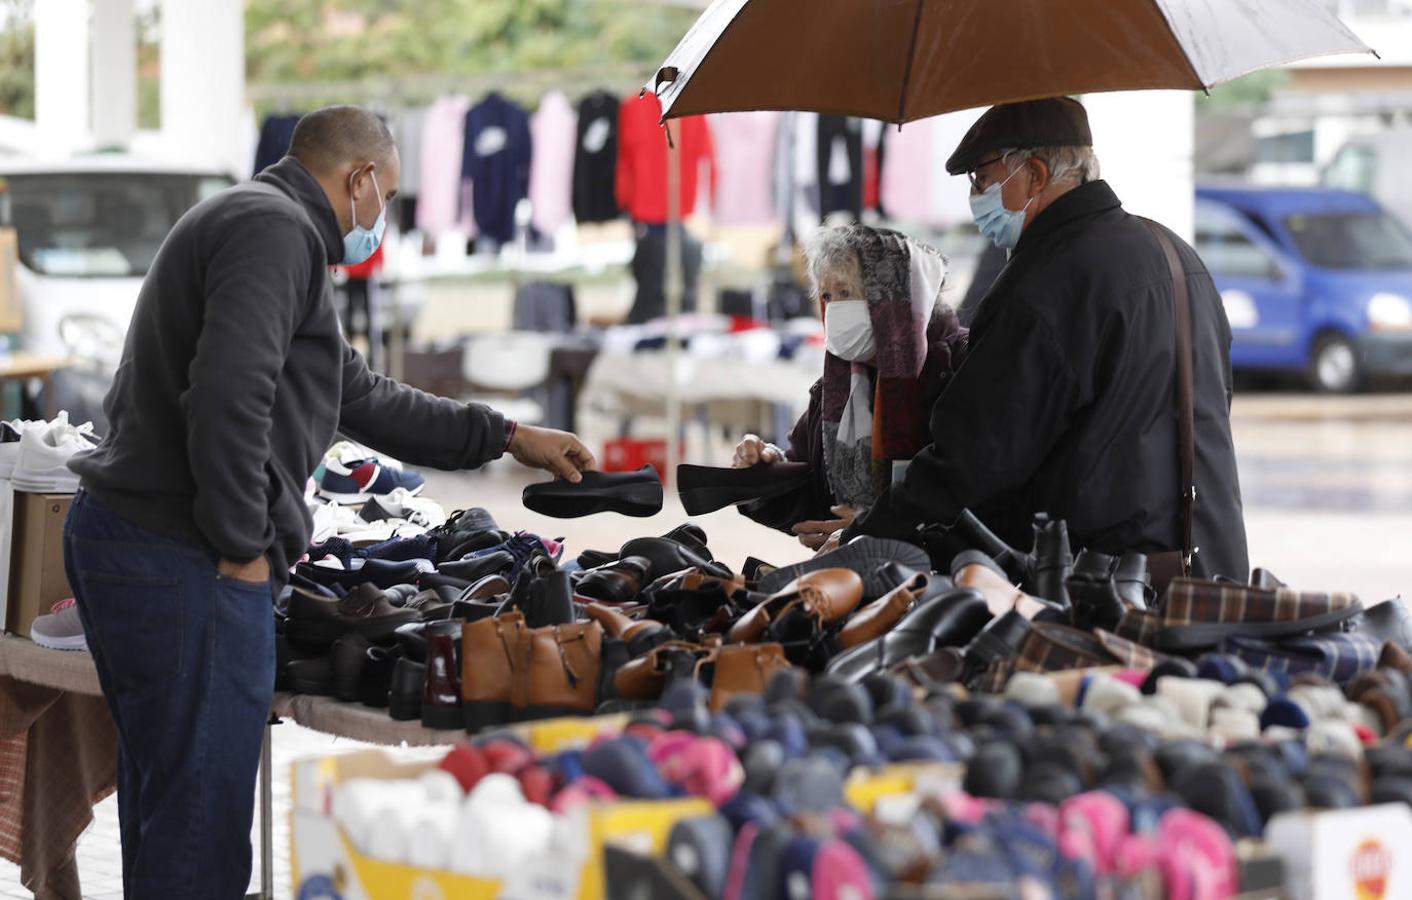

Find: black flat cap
[945,97,1092,175]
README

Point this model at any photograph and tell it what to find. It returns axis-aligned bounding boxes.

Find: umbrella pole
[665,123,682,490]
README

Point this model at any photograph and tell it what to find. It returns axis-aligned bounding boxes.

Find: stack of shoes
[9,413,98,493]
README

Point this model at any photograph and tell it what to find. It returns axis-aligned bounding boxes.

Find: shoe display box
[4,489,73,636]
[1265,802,1412,900]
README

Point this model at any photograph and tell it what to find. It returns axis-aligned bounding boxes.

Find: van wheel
[1308,333,1362,393]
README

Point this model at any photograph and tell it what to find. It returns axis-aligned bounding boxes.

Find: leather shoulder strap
[1141,218,1196,569]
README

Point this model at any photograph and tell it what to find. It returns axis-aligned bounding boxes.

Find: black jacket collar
[1013,180,1123,257]
[255,156,343,266]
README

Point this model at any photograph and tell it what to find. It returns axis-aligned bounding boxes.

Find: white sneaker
[30,599,87,651]
[359,488,447,529]
[0,419,40,481]
[10,413,96,493]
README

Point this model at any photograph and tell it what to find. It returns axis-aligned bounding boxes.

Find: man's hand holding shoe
[509,424,597,482]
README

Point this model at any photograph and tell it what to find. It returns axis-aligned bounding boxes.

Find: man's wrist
[503,419,519,454]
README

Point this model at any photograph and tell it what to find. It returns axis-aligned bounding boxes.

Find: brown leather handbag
[702,644,792,712]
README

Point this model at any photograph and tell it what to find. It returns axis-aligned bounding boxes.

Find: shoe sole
[463,700,513,732]
[30,632,87,651]
[758,538,931,599]
[388,696,422,721]
[421,704,464,730]
[522,481,663,519]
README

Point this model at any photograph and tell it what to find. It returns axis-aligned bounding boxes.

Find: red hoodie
[615,93,716,225]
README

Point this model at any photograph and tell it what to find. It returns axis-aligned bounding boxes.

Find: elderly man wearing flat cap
[840,96,1248,584]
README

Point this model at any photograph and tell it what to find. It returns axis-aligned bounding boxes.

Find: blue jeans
[63,492,275,899]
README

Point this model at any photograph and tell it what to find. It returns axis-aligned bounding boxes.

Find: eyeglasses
[967,155,1006,192]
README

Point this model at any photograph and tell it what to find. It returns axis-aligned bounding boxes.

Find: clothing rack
[246,66,650,114]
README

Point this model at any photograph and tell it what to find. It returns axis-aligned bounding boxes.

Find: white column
[33,0,91,158]
[91,0,137,149]
[161,0,245,176]
[1084,91,1195,242]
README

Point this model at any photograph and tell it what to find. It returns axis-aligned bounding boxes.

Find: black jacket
[847,181,1249,580]
[72,157,508,579]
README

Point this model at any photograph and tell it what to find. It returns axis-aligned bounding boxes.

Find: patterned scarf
[821,226,949,509]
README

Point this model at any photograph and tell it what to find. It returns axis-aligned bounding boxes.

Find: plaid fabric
[1013,624,1125,674]
[1113,609,1160,646]
[975,657,1013,694]
[1162,579,1360,628]
[1094,630,1163,669]
[1220,633,1382,685]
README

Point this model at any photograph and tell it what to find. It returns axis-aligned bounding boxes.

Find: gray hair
[803,225,861,296]
[1002,145,1101,187]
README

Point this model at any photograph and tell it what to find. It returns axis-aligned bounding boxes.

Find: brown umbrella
[651,0,1375,123]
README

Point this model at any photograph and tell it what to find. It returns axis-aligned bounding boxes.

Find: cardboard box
[0,228,19,334]
[1265,802,1412,900]
[6,491,73,636]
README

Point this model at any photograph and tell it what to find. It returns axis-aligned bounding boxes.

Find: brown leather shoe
[584,602,665,643]
[728,569,863,644]
[704,643,793,711]
[516,621,604,721]
[613,641,713,701]
[460,612,523,731]
[954,558,1053,619]
[837,574,929,650]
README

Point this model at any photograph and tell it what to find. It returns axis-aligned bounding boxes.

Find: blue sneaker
[316,455,425,504]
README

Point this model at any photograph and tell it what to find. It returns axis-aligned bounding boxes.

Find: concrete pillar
[91,0,137,149]
[161,0,244,175]
[1084,91,1195,242]
[34,0,91,158]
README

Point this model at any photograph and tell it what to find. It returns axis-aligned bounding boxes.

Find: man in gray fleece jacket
[64,106,592,898]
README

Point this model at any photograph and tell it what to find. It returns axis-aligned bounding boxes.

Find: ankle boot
[1067,551,1126,632]
[422,620,464,730]
[584,603,669,656]
[948,510,1028,583]
[389,657,425,721]
[1114,552,1154,610]
[460,612,523,731]
[612,641,713,702]
[1026,515,1072,610]
[516,621,605,721]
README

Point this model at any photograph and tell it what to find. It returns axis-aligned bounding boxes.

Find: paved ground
[0,391,1407,898]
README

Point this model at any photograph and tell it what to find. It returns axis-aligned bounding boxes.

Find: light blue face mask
[969,165,1033,251]
[342,169,386,265]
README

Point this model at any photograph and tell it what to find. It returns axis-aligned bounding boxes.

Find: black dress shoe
[1066,551,1124,632]
[961,610,1032,683]
[620,537,731,583]
[577,524,714,571]
[499,567,576,628]
[1250,567,1287,589]
[676,461,813,515]
[287,655,335,695]
[436,551,515,584]
[522,465,663,518]
[1348,599,1412,650]
[943,510,1029,584]
[576,556,653,604]
[388,657,425,721]
[1026,514,1072,609]
[286,584,421,649]
[395,621,429,663]
[1114,553,1153,610]
[358,645,403,707]
[826,589,993,682]
[331,633,373,702]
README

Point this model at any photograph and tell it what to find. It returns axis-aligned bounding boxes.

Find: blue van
[1194,186,1412,392]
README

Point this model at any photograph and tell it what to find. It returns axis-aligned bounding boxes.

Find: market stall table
[0,355,70,420]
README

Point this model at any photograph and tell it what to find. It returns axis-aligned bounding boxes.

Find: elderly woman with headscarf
[733,224,968,548]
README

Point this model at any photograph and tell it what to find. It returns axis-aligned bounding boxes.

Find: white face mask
[824,300,876,362]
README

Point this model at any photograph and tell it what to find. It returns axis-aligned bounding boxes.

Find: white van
[1323,129,1412,232]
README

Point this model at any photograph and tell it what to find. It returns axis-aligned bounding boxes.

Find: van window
[8,171,233,278]
[1195,207,1279,279]
[1285,212,1412,270]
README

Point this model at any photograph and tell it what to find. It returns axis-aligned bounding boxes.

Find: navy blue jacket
[461,92,532,245]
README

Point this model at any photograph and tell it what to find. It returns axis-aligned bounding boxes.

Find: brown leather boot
[612,641,713,701]
[516,621,605,721]
[584,602,666,643]
[955,559,1058,619]
[728,569,863,644]
[704,643,792,711]
[461,612,523,731]
[837,574,929,649]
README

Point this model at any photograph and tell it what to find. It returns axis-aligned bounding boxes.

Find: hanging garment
[710,111,779,226]
[528,91,578,236]
[878,110,985,228]
[862,118,885,215]
[461,92,533,245]
[396,107,425,199]
[615,93,715,226]
[628,223,704,324]
[817,115,864,222]
[573,90,621,224]
[773,111,820,243]
[253,114,301,177]
[416,95,471,235]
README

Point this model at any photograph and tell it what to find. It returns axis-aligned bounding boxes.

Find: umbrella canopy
[652,0,1375,123]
